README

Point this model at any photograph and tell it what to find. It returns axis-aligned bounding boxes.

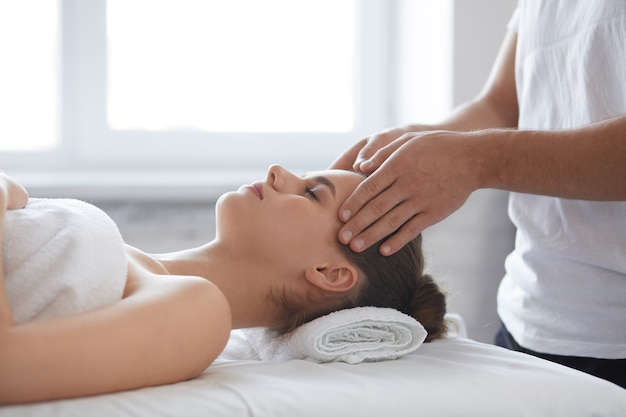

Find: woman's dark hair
[340,234,447,342]
[275,234,447,342]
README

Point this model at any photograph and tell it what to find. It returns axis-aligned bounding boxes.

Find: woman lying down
[0,165,447,404]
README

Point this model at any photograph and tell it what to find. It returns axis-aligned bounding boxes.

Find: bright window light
[0,0,58,151]
[107,0,355,132]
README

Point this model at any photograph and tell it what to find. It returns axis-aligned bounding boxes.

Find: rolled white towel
[242,307,428,364]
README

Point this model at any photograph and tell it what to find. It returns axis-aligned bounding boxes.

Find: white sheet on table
[2,337,625,417]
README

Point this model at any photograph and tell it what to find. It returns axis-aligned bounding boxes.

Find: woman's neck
[154,242,283,329]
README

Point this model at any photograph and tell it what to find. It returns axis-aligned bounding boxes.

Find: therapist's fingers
[377,213,435,255]
[332,127,418,172]
[343,197,424,254]
[337,135,412,226]
[352,128,412,171]
[337,164,408,251]
[337,132,434,252]
[352,132,391,170]
[338,147,396,224]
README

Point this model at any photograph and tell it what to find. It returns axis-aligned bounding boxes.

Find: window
[107,0,355,133]
[1,0,394,177]
[0,0,457,198]
[0,0,58,152]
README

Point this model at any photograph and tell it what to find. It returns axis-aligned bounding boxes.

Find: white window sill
[11,170,266,201]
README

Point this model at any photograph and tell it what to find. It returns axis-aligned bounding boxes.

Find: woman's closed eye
[304,187,319,201]
[301,175,336,202]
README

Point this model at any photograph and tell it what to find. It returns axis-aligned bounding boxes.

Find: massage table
[2,330,625,417]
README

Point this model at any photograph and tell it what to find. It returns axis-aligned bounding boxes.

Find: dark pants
[495,323,626,389]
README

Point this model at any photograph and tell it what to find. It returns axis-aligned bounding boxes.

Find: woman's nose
[266,164,297,192]
[266,164,285,190]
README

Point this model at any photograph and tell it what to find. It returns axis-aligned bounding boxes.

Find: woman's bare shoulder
[123,245,171,297]
[123,244,232,369]
[126,245,168,273]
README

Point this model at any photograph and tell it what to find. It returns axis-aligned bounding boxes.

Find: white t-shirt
[497,0,626,359]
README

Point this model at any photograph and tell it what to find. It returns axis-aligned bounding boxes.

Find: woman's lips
[250,182,264,200]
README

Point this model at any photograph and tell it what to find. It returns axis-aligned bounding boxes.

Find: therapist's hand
[337,130,482,255]
[330,125,430,171]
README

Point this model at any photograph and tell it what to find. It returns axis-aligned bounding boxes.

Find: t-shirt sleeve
[507,7,519,32]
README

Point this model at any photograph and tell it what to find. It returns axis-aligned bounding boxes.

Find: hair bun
[409,275,447,341]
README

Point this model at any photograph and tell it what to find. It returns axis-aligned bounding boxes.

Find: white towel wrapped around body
[242,307,428,364]
[3,198,128,324]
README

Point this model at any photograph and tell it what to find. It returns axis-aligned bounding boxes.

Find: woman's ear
[304,261,359,293]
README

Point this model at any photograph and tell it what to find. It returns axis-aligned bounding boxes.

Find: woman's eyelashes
[304,186,319,201]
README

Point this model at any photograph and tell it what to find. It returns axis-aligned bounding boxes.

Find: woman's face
[216,165,363,270]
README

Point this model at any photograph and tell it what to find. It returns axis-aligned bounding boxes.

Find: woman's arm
[0,254,231,404]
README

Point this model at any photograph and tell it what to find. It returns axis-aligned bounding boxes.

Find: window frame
[3,0,394,176]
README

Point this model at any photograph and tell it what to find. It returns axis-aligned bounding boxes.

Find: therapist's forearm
[477,114,626,200]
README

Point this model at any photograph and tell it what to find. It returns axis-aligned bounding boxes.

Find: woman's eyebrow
[311,176,336,198]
